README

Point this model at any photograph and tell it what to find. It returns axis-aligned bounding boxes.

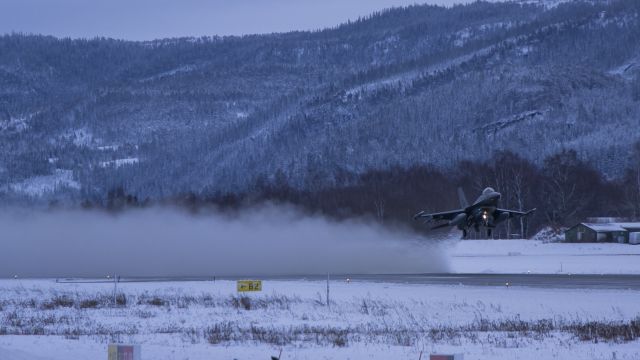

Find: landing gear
[461,229,468,239]
[487,228,492,238]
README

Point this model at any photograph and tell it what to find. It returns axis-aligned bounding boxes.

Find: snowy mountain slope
[0,0,638,200]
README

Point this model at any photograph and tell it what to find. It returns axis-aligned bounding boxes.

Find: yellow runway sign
[237,280,262,292]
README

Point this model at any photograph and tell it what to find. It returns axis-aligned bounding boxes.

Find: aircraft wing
[495,208,536,218]
[413,209,465,222]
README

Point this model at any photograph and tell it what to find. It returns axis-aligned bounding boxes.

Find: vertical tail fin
[457,187,469,209]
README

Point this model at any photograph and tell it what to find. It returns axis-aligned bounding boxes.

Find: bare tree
[623,141,640,219]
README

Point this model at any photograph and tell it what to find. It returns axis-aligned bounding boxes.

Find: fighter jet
[413,187,535,238]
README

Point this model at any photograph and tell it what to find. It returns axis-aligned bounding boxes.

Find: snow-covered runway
[449,240,640,274]
[65,272,640,290]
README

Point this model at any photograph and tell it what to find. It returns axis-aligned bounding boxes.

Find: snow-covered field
[449,240,640,274]
[1,239,639,359]
[0,279,639,360]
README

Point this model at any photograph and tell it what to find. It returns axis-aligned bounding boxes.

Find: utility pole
[326,273,330,309]
[113,273,117,306]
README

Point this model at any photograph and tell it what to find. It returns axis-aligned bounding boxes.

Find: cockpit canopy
[482,187,495,195]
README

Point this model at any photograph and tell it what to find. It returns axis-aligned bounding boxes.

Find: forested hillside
[1,0,639,210]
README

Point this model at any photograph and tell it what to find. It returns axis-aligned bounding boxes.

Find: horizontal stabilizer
[497,208,537,218]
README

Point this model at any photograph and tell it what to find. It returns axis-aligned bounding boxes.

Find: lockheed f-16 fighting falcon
[413,187,536,238]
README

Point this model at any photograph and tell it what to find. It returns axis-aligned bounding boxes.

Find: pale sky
[0,0,478,40]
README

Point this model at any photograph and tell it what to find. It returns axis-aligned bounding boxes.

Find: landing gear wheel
[487,228,492,238]
[461,229,468,239]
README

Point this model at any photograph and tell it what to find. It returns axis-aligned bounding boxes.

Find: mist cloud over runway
[0,206,449,277]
